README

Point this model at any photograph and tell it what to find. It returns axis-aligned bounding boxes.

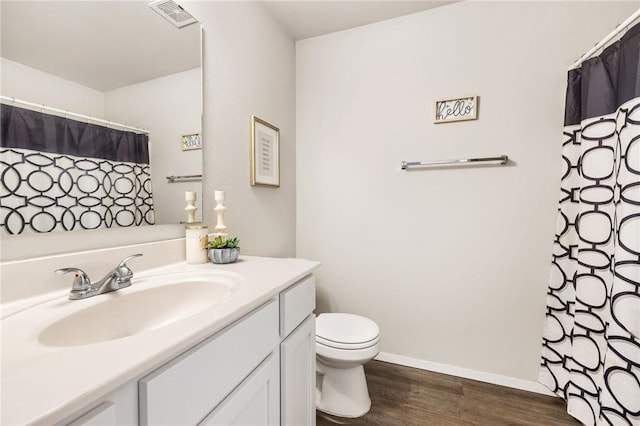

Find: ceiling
[262,1,458,41]
[0,0,456,92]
[0,1,201,92]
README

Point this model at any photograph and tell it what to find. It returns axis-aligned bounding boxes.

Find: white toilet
[315,313,380,418]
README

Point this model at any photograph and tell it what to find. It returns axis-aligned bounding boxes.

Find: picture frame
[250,115,280,187]
[434,96,478,124]
[181,133,201,151]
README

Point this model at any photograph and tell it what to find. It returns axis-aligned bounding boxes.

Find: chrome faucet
[56,254,143,300]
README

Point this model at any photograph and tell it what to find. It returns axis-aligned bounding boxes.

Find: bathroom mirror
[0,1,202,261]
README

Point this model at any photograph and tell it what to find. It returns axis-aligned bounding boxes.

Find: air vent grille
[148,0,197,28]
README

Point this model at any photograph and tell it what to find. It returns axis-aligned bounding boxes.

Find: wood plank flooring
[316,361,580,426]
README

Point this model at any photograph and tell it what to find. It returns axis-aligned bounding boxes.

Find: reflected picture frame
[250,115,280,187]
[181,133,201,151]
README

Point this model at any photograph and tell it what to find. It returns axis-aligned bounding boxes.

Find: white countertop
[1,256,319,426]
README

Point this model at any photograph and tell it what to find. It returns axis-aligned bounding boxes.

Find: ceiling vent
[148,0,197,28]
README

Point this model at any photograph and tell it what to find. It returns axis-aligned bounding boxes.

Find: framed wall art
[250,115,280,187]
[434,96,478,123]
[181,133,201,150]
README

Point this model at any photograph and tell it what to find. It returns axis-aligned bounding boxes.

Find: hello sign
[434,96,478,123]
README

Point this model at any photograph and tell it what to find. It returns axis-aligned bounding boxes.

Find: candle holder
[185,191,197,223]
[214,190,227,237]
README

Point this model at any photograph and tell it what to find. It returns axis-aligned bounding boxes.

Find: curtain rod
[570,8,640,69]
[0,95,150,134]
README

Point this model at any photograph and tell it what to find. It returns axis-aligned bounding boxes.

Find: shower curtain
[539,21,640,426]
[0,104,155,235]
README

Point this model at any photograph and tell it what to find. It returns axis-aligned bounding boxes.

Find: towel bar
[401,155,508,170]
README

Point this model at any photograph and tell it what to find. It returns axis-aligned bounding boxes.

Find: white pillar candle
[185,191,196,201]
[215,190,225,201]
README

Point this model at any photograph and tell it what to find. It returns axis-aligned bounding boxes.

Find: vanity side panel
[139,299,279,426]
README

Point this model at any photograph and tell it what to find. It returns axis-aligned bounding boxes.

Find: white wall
[104,69,202,224]
[185,1,296,257]
[1,58,104,118]
[296,1,637,386]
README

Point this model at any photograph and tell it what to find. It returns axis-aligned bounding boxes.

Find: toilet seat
[317,335,380,350]
[316,339,380,364]
[316,313,380,350]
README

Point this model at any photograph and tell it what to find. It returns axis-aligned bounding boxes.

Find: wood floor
[316,361,580,426]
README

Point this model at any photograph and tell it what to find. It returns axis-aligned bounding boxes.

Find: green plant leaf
[206,236,240,249]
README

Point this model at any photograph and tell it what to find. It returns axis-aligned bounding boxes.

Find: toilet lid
[316,313,380,350]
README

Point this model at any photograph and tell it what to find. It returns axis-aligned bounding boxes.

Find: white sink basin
[38,272,239,347]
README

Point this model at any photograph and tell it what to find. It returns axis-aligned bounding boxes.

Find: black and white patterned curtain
[539,22,640,426]
[0,104,155,235]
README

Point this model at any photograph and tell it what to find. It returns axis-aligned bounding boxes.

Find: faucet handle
[118,253,143,269]
[115,254,143,282]
[56,268,91,293]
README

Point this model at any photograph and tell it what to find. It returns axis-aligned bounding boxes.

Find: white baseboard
[374,352,555,397]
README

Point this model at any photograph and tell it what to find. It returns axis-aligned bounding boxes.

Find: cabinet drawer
[139,299,279,426]
[280,275,315,337]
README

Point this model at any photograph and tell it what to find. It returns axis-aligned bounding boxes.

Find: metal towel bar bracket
[401,155,508,170]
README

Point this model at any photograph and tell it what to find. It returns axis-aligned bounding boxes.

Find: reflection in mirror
[0,1,202,260]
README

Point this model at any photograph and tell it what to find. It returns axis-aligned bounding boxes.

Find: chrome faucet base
[68,280,133,300]
[58,254,142,301]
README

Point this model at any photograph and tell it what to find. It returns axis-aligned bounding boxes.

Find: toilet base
[316,361,371,418]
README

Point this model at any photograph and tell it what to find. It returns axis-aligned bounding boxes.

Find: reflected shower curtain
[0,104,155,234]
[539,22,640,426]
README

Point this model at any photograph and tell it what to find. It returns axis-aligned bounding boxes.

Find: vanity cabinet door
[199,352,280,426]
[280,315,316,426]
[139,299,279,426]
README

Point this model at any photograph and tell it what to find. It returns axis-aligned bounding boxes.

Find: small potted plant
[207,236,240,264]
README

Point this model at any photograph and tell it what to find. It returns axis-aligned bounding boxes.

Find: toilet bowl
[315,313,380,418]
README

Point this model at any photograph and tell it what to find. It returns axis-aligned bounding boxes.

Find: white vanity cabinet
[279,275,316,426]
[200,352,280,425]
[62,273,316,426]
[61,382,138,426]
[66,402,116,426]
[139,299,280,425]
[280,316,315,426]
